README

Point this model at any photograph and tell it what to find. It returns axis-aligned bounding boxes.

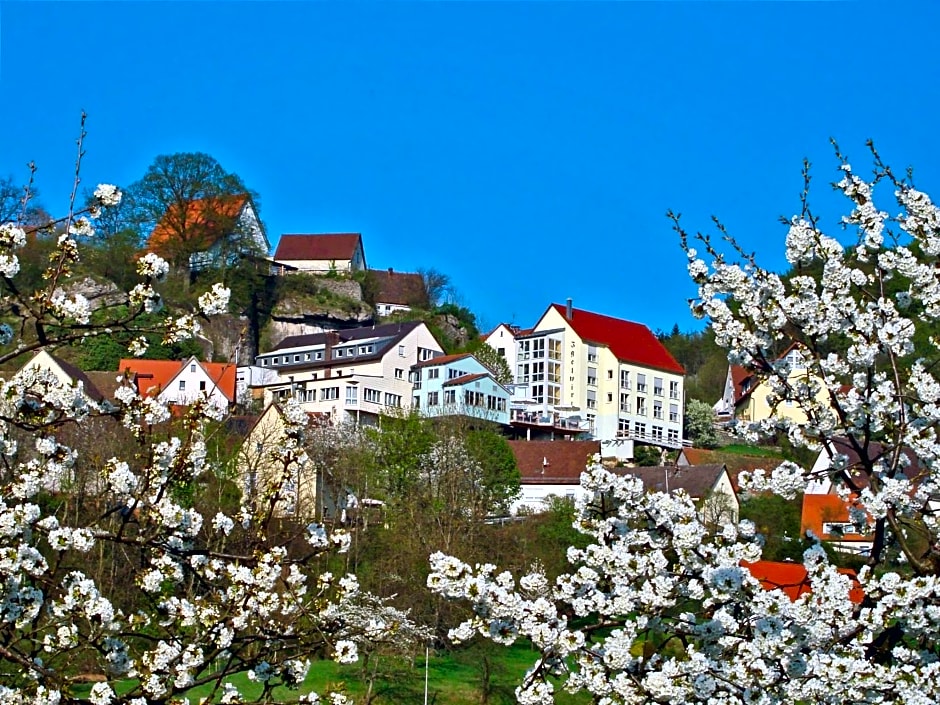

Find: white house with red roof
[272,233,367,274]
[411,353,511,425]
[118,356,237,414]
[507,300,685,452]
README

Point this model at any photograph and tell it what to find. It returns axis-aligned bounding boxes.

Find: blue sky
[2,1,939,335]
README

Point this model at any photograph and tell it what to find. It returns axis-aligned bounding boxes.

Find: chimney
[566,298,573,320]
[388,267,393,274]
[324,331,340,378]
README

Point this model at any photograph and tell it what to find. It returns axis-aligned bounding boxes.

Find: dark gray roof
[614,464,728,499]
[272,320,424,352]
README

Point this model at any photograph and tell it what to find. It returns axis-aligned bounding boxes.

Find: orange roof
[147,193,249,256]
[119,359,182,396]
[744,560,864,604]
[801,493,872,542]
[118,358,237,403]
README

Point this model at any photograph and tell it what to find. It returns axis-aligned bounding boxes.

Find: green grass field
[72,642,590,704]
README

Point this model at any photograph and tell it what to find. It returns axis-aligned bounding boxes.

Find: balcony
[615,428,688,450]
[510,409,587,432]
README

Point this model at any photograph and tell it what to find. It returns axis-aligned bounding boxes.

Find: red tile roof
[147,194,249,255]
[442,372,489,387]
[801,493,872,542]
[274,233,362,262]
[369,268,427,306]
[548,304,684,374]
[744,560,864,604]
[118,358,237,403]
[119,359,181,396]
[414,353,471,368]
[508,440,601,485]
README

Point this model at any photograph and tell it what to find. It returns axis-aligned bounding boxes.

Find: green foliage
[76,308,204,370]
[366,411,437,502]
[465,429,521,514]
[460,340,513,385]
[633,444,663,466]
[659,325,727,403]
[739,492,804,562]
[684,398,722,448]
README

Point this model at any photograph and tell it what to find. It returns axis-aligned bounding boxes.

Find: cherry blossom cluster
[0,150,415,702]
[429,149,940,703]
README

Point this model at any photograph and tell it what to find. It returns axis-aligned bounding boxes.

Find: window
[531,384,545,403]
[428,368,439,379]
[636,374,647,393]
[294,355,301,362]
[398,345,406,357]
[654,377,663,396]
[418,347,434,361]
[428,391,439,406]
[305,353,311,361]
[532,338,545,357]
[413,396,420,409]
[607,369,613,380]
[444,389,456,405]
[315,351,324,361]
[620,370,631,390]
[532,361,545,381]
[519,340,530,360]
[346,386,358,404]
[653,401,663,419]
[620,393,630,413]
[548,338,562,360]
[384,393,402,407]
[321,387,339,401]
[547,386,560,405]
[497,347,505,357]
[548,362,561,383]
[652,426,663,442]
[587,368,597,386]
[364,388,381,403]
[669,380,680,399]
[190,364,197,373]
[273,357,280,365]
[448,368,464,379]
[395,368,404,380]
[199,381,206,391]
[669,403,679,423]
[359,345,370,355]
[179,380,186,391]
[587,345,598,362]
[261,359,267,367]
[636,397,647,416]
[335,349,344,358]
[586,390,597,409]
[667,428,679,444]
[634,422,646,438]
[517,363,530,383]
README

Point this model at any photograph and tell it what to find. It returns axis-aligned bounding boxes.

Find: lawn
[72,642,590,704]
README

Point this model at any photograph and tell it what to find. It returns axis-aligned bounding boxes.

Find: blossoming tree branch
[0,117,424,705]
[428,145,940,704]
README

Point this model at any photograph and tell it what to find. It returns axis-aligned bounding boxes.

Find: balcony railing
[510,409,587,431]
[615,428,688,450]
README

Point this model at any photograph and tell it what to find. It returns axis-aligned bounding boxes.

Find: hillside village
[6,186,892,566]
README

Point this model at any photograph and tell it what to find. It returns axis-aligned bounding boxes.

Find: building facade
[496,302,685,449]
[255,321,443,424]
[412,353,511,425]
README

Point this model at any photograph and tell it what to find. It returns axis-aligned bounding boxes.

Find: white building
[255,321,444,424]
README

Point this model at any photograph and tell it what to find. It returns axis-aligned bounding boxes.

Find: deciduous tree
[428,145,940,703]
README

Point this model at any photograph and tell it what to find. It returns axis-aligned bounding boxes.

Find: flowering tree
[0,119,423,704]
[428,146,940,703]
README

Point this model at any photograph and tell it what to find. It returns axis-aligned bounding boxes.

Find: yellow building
[733,345,828,424]
[510,301,685,450]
